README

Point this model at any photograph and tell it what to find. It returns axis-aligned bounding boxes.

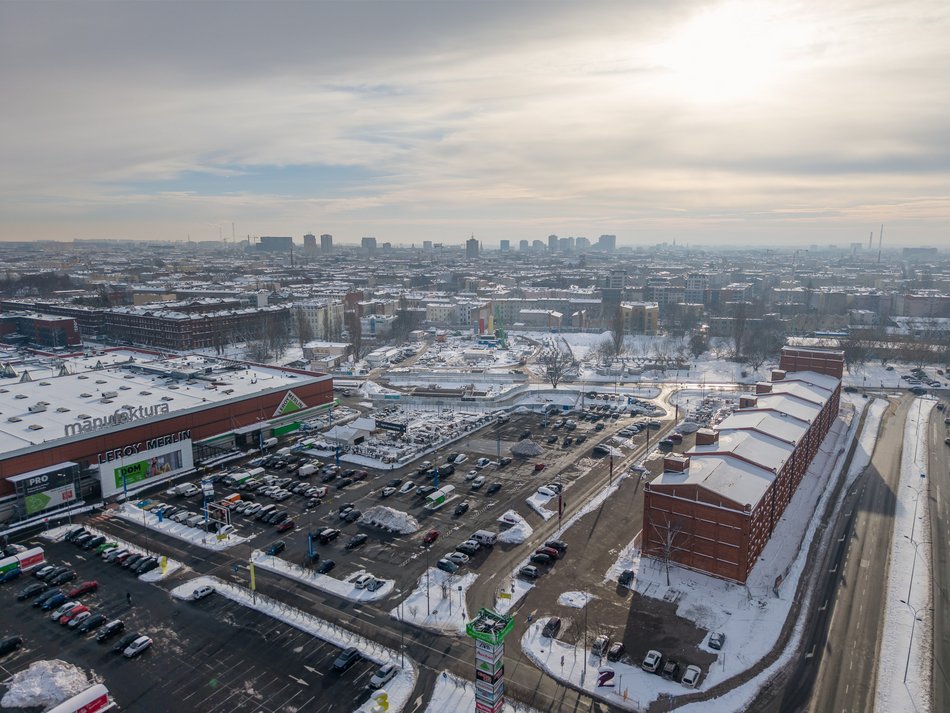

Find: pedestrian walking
[126,592,132,605]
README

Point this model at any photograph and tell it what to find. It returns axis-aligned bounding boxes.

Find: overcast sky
[1,0,948,247]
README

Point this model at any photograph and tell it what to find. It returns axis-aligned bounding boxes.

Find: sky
[1,0,948,248]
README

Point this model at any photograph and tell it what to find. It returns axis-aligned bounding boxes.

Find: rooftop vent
[28,424,43,431]
[56,407,70,413]
[78,375,89,380]
[7,416,21,423]
[14,394,27,400]
[80,393,92,398]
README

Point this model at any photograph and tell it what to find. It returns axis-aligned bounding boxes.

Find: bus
[0,547,46,576]
[425,485,455,510]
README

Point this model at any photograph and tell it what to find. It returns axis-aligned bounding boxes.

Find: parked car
[485,483,502,495]
[332,646,360,671]
[121,555,144,570]
[366,578,385,592]
[545,539,568,554]
[345,534,368,550]
[369,662,399,689]
[529,553,553,566]
[681,664,702,688]
[49,570,77,586]
[69,611,97,631]
[124,635,153,658]
[708,632,726,650]
[518,565,540,580]
[662,659,681,680]
[83,536,106,550]
[0,635,23,657]
[533,463,546,472]
[591,634,610,657]
[444,552,469,566]
[192,585,215,601]
[422,529,440,545]
[470,476,487,490]
[398,482,416,494]
[436,559,459,574]
[535,546,560,559]
[33,565,56,580]
[265,541,286,556]
[33,588,62,608]
[456,540,480,555]
[17,581,47,601]
[40,592,67,611]
[642,649,663,673]
[68,581,99,598]
[112,631,141,654]
[276,519,295,533]
[537,486,557,497]
[541,617,561,638]
[453,501,470,516]
[499,457,512,467]
[0,568,22,584]
[618,569,635,587]
[343,509,362,523]
[607,642,625,661]
[96,619,125,642]
[317,560,336,574]
[137,559,160,575]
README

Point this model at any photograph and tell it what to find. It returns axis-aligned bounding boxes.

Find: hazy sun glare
[653,1,809,104]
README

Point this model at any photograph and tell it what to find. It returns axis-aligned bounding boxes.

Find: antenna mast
[877,224,883,263]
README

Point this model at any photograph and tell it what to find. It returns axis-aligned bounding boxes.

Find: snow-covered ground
[170,576,417,713]
[525,492,556,520]
[249,550,395,602]
[116,503,248,551]
[390,567,477,635]
[424,670,539,713]
[874,397,936,713]
[41,523,183,581]
[361,506,420,534]
[497,510,533,544]
[558,591,595,608]
[0,660,101,710]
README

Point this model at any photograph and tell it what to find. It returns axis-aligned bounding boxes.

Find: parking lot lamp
[898,600,928,683]
[425,546,431,616]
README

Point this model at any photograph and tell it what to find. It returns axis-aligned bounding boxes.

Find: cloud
[1,0,948,244]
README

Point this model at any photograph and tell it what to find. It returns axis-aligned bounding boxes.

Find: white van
[296,463,317,478]
[470,530,497,546]
[246,467,265,479]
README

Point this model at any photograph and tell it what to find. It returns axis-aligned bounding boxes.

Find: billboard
[11,463,80,517]
[101,438,193,498]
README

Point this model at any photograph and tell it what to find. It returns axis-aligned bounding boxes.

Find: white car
[681,664,701,688]
[474,458,491,469]
[244,503,262,516]
[67,611,92,629]
[453,454,468,464]
[642,649,662,673]
[124,635,153,658]
[369,662,399,689]
[444,552,469,566]
[537,486,557,497]
[470,476,486,490]
[465,470,479,481]
[380,486,397,498]
[192,585,215,601]
[398,482,416,494]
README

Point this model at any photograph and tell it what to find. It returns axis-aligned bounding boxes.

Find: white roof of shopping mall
[0,350,326,455]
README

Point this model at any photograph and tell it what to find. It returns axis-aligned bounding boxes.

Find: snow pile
[875,397,936,713]
[41,523,183,581]
[425,669,540,713]
[558,591,595,608]
[116,503,248,551]
[526,491,556,520]
[361,505,420,534]
[250,550,395,602]
[511,439,544,457]
[497,510,533,544]
[170,576,417,713]
[0,659,99,710]
[390,567,478,635]
[677,420,701,434]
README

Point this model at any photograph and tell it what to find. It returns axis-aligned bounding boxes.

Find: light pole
[908,477,925,543]
[425,546,431,616]
[898,599,928,683]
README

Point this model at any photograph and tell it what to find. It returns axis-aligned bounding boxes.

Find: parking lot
[0,539,378,712]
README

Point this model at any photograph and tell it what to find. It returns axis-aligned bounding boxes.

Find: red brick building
[641,347,844,583]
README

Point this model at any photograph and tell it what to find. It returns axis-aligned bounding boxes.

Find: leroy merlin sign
[273,390,306,417]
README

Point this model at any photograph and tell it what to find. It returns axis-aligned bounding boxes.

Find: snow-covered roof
[751,393,822,423]
[690,429,794,473]
[653,453,775,510]
[714,410,808,444]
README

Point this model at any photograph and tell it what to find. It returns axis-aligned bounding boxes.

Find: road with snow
[929,395,950,713]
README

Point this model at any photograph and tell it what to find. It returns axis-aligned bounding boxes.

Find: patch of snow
[558,591,595,608]
[390,567,478,635]
[497,511,533,544]
[425,670,540,713]
[0,659,100,710]
[170,576,417,713]
[526,492,555,520]
[115,503,248,551]
[361,505,420,534]
[250,550,395,602]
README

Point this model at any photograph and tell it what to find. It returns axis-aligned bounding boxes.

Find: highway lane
[928,396,949,713]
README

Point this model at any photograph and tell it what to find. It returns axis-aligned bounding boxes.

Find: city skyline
[1,0,948,246]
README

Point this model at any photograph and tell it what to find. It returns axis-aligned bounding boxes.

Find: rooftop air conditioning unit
[28,403,46,413]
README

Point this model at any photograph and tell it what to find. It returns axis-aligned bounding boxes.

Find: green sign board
[114,460,150,489]
[113,449,183,489]
[272,422,300,437]
[466,609,515,645]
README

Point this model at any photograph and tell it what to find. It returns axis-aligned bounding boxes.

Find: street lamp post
[903,536,931,602]
[425,546,431,616]
[908,477,926,543]
[898,599,928,683]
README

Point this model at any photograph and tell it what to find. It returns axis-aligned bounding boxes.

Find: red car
[534,463,546,472]
[535,546,560,559]
[352,470,369,482]
[422,529,440,545]
[59,604,89,625]
[68,581,99,598]
[276,520,295,533]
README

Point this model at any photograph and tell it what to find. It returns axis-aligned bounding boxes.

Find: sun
[652,1,803,104]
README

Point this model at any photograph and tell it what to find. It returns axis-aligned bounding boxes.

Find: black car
[83,536,106,550]
[39,566,68,582]
[618,569,635,587]
[16,582,47,601]
[662,659,681,680]
[73,534,95,548]
[499,457,512,467]
[137,559,160,575]
[33,588,62,608]
[485,483,502,495]
[266,541,286,556]
[440,464,456,476]
[541,617,561,638]
[317,559,336,574]
[453,501,470,516]
[343,509,361,523]
[345,534,368,550]
[607,642,625,662]
[529,553,553,566]
[112,631,141,654]
[545,539,568,554]
[386,479,403,488]
[49,570,77,586]
[0,635,23,656]
[122,554,144,569]
[271,511,289,524]
[96,620,125,643]
[332,646,360,671]
[77,613,107,634]
[64,527,88,542]
[417,486,437,498]
[335,477,354,489]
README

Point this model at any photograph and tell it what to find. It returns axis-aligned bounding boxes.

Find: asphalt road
[928,397,950,713]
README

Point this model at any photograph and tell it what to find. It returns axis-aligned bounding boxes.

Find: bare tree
[650,516,689,586]
[542,340,576,389]
[730,301,749,361]
[610,306,626,356]
[838,330,871,373]
[295,310,315,349]
[688,331,708,358]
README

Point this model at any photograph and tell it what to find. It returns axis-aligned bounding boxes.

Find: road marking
[818,600,827,612]
[805,645,816,659]
[860,559,870,568]
[288,674,309,686]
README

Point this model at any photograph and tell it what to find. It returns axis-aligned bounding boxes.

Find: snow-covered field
[249,550,395,602]
[170,576,417,713]
[390,567,477,635]
[41,523,183,581]
[497,510,534,544]
[558,591,595,608]
[116,503,248,551]
[874,397,936,713]
[0,660,101,710]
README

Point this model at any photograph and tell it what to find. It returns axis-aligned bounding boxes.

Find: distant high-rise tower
[466,236,480,259]
[597,234,617,251]
[303,233,317,254]
[575,236,591,251]
[320,233,333,253]
[548,234,558,253]
[423,240,433,251]
[361,236,377,255]
[519,239,529,251]
[499,240,510,252]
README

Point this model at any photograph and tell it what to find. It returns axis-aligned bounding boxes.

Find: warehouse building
[0,349,332,525]
[641,347,843,583]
